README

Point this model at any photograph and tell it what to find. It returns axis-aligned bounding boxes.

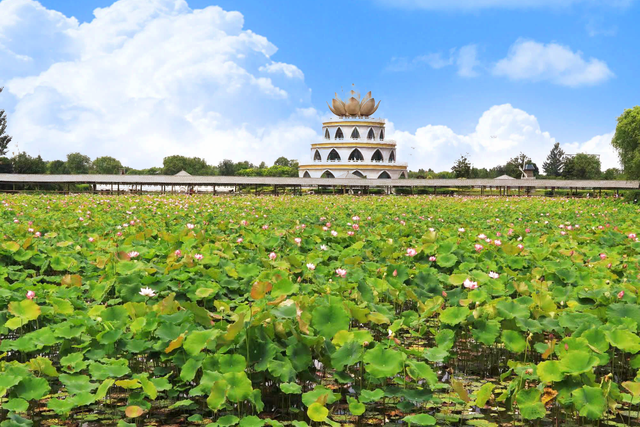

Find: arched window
[321,170,335,178]
[367,128,375,140]
[314,150,322,161]
[379,129,385,141]
[335,128,344,140]
[328,149,341,161]
[378,171,391,179]
[389,150,396,163]
[352,171,365,178]
[371,149,384,162]
[324,129,330,140]
[303,171,311,178]
[348,149,364,162]
[399,172,407,179]
[350,128,360,139]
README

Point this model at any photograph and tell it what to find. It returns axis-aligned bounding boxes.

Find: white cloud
[0,0,318,168]
[493,39,614,87]
[372,0,633,10]
[456,44,480,77]
[389,103,619,171]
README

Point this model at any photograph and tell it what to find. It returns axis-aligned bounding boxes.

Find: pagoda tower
[298,89,408,179]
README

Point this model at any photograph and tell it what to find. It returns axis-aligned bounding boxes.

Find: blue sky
[1,0,638,170]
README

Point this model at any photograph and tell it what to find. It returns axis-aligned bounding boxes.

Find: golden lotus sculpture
[327,90,381,117]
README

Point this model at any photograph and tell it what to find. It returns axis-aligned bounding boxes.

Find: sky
[0,0,638,171]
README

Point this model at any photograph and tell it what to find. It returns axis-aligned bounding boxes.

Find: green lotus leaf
[571,386,606,420]
[537,360,564,383]
[216,415,240,426]
[286,341,312,372]
[501,330,526,353]
[359,389,385,403]
[331,340,363,371]
[347,397,366,416]
[60,353,87,373]
[218,354,247,374]
[184,329,220,356]
[3,398,28,413]
[363,345,406,378]
[436,253,457,268]
[279,382,302,394]
[307,402,329,422]
[239,416,266,427]
[207,379,229,411]
[439,307,470,326]
[223,372,253,403]
[180,358,203,382]
[402,414,437,425]
[472,319,501,345]
[311,301,350,339]
[474,383,495,407]
[605,329,640,353]
[301,386,340,407]
[406,361,438,388]
[516,388,546,420]
[560,350,599,374]
[496,300,530,320]
[47,398,75,415]
[14,376,51,400]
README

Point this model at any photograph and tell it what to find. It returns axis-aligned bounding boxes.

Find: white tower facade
[298,90,408,179]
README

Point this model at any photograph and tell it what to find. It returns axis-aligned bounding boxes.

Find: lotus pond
[1,194,640,426]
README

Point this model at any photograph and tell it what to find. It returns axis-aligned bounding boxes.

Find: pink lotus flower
[28,228,34,233]
[478,234,487,239]
[294,237,302,245]
[320,244,328,251]
[194,253,203,260]
[496,232,502,237]
[241,220,248,226]
[494,240,502,246]
[463,279,478,290]
[26,290,35,300]
[331,230,338,237]
[34,232,41,238]
[306,263,316,270]
[323,226,328,231]
[186,223,195,229]
[629,233,637,240]
[393,269,398,277]
[599,253,606,260]
[429,256,436,262]
[128,251,140,258]
[237,238,243,244]
[174,249,182,257]
[347,231,355,236]
[335,268,347,278]
[88,237,94,243]
[406,248,417,257]
[561,231,567,235]
[13,219,18,224]
[525,228,531,233]
[442,291,447,297]
[517,244,524,250]
[326,222,331,228]
[489,271,499,279]
[262,225,269,230]
[474,244,484,252]
[352,224,359,231]
[352,216,360,221]
[79,217,84,222]
[139,287,156,297]
[116,232,122,237]
[618,290,625,299]
[269,252,277,260]
[458,228,465,232]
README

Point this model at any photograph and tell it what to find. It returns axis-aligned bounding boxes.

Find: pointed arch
[389,150,396,163]
[335,128,344,140]
[378,171,391,179]
[367,128,375,140]
[321,170,335,178]
[371,149,384,162]
[379,128,385,141]
[350,127,360,139]
[314,150,322,161]
[348,148,364,162]
[303,171,311,178]
[328,149,341,161]
[399,171,407,179]
[352,170,365,178]
[324,129,330,140]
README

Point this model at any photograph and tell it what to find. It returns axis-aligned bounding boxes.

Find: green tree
[48,160,69,174]
[163,155,212,175]
[0,87,12,156]
[451,154,472,178]
[66,152,93,174]
[0,157,12,173]
[563,153,601,179]
[93,156,123,174]
[273,156,291,167]
[12,152,46,174]
[504,153,538,178]
[611,106,640,179]
[217,159,236,176]
[602,168,623,180]
[542,142,566,177]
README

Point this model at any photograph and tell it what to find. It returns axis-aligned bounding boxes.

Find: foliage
[163,155,214,175]
[66,152,93,174]
[612,105,640,179]
[93,156,123,174]
[11,152,46,174]
[47,160,69,175]
[451,154,472,178]
[563,153,601,179]
[543,142,565,177]
[504,152,538,178]
[0,87,12,156]
[0,195,639,425]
